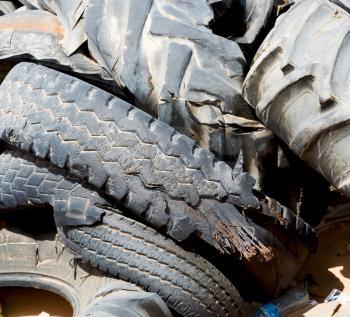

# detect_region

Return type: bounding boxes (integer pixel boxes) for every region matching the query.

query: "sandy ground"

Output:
[297,223,350,301]
[0,288,72,317]
[287,205,350,316]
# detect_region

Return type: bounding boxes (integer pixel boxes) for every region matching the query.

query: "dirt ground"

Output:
[287,202,350,316]
[297,224,350,301]
[0,288,72,317]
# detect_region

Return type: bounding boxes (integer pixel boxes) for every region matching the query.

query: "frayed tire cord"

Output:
[0,62,267,258]
[0,62,316,257]
[0,149,243,317]
[0,146,314,308]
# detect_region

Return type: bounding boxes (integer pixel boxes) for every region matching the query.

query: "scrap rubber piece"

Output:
[84,0,250,150]
[0,228,172,317]
[0,61,269,258]
[0,146,316,254]
[0,10,111,82]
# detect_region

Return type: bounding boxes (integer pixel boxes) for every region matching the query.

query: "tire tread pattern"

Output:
[62,211,243,317]
[0,62,265,258]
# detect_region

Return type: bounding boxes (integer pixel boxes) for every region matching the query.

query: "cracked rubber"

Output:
[0,146,316,255]
[83,0,251,151]
[0,147,315,299]
[0,149,244,317]
[0,228,172,317]
[243,0,350,199]
[61,212,244,317]
[8,0,255,153]
[0,62,270,258]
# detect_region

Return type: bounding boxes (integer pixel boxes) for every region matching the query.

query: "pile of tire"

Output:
[0,0,346,316]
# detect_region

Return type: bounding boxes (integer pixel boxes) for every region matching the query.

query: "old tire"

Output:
[60,212,244,317]
[0,149,244,317]
[0,61,271,258]
[0,148,311,300]
[11,0,254,151]
[0,63,314,297]
[233,0,274,47]
[243,0,350,200]
[0,227,172,317]
[84,0,252,150]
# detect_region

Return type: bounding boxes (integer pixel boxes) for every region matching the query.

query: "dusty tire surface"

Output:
[18,0,88,55]
[0,10,112,82]
[0,61,270,258]
[0,228,172,317]
[0,149,244,317]
[243,0,350,199]
[17,0,254,151]
[61,212,244,317]
[84,0,251,149]
[0,1,16,15]
[0,147,313,299]
[0,149,109,226]
[233,0,274,47]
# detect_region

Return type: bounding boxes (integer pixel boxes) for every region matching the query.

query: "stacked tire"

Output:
[0,0,342,316]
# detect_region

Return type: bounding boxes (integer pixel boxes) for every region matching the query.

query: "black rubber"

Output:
[0,149,108,226]
[12,0,253,153]
[0,147,315,299]
[0,228,172,317]
[61,212,244,317]
[0,137,317,253]
[63,213,243,316]
[0,62,269,258]
[83,0,251,151]
[0,149,244,317]
[243,0,350,200]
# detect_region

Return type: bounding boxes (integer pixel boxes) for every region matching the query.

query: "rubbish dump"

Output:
[0,0,349,316]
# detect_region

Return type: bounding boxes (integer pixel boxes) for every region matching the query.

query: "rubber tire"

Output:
[0,61,268,258]
[0,228,172,317]
[15,0,252,151]
[0,149,111,227]
[83,0,251,150]
[233,0,274,46]
[0,150,244,317]
[0,148,311,300]
[243,0,350,200]
[61,211,244,317]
